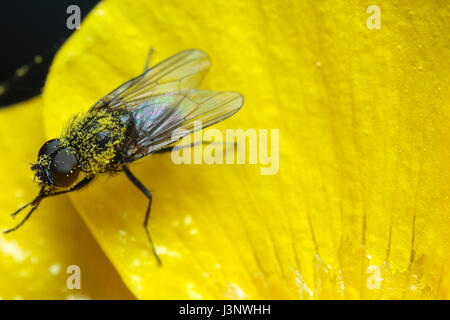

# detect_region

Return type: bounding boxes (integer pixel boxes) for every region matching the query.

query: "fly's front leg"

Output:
[5,176,95,233]
[122,165,161,265]
[50,176,95,197]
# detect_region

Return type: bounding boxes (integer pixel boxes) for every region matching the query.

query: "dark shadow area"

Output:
[0,1,100,107]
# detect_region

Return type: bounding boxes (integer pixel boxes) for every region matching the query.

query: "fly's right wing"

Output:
[90,49,211,112]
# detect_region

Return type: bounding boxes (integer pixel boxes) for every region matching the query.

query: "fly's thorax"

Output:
[62,109,133,175]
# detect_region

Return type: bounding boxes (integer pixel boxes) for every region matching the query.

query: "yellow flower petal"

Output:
[0,97,134,299]
[43,0,450,299]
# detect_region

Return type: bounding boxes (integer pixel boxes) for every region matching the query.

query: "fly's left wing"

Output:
[125,90,243,161]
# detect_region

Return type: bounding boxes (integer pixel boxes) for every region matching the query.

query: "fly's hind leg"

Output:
[152,140,211,154]
[122,165,161,265]
[153,140,237,155]
[144,47,154,72]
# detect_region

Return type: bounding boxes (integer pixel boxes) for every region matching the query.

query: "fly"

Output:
[4,49,244,265]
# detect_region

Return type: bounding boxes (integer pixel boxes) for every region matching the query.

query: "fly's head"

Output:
[32,138,80,189]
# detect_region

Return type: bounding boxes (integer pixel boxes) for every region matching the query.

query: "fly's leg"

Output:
[50,176,95,197]
[144,47,154,72]
[5,201,41,233]
[11,176,94,218]
[5,177,95,233]
[153,140,237,154]
[122,165,161,265]
[152,140,210,154]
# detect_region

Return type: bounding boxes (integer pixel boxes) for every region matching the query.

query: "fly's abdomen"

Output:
[62,109,133,175]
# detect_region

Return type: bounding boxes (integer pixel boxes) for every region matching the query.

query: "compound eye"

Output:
[49,148,79,187]
[38,139,61,158]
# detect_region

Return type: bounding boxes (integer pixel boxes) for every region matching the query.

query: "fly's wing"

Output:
[89,49,211,112]
[125,90,243,161]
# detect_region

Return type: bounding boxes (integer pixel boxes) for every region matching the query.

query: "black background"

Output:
[0,1,100,107]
